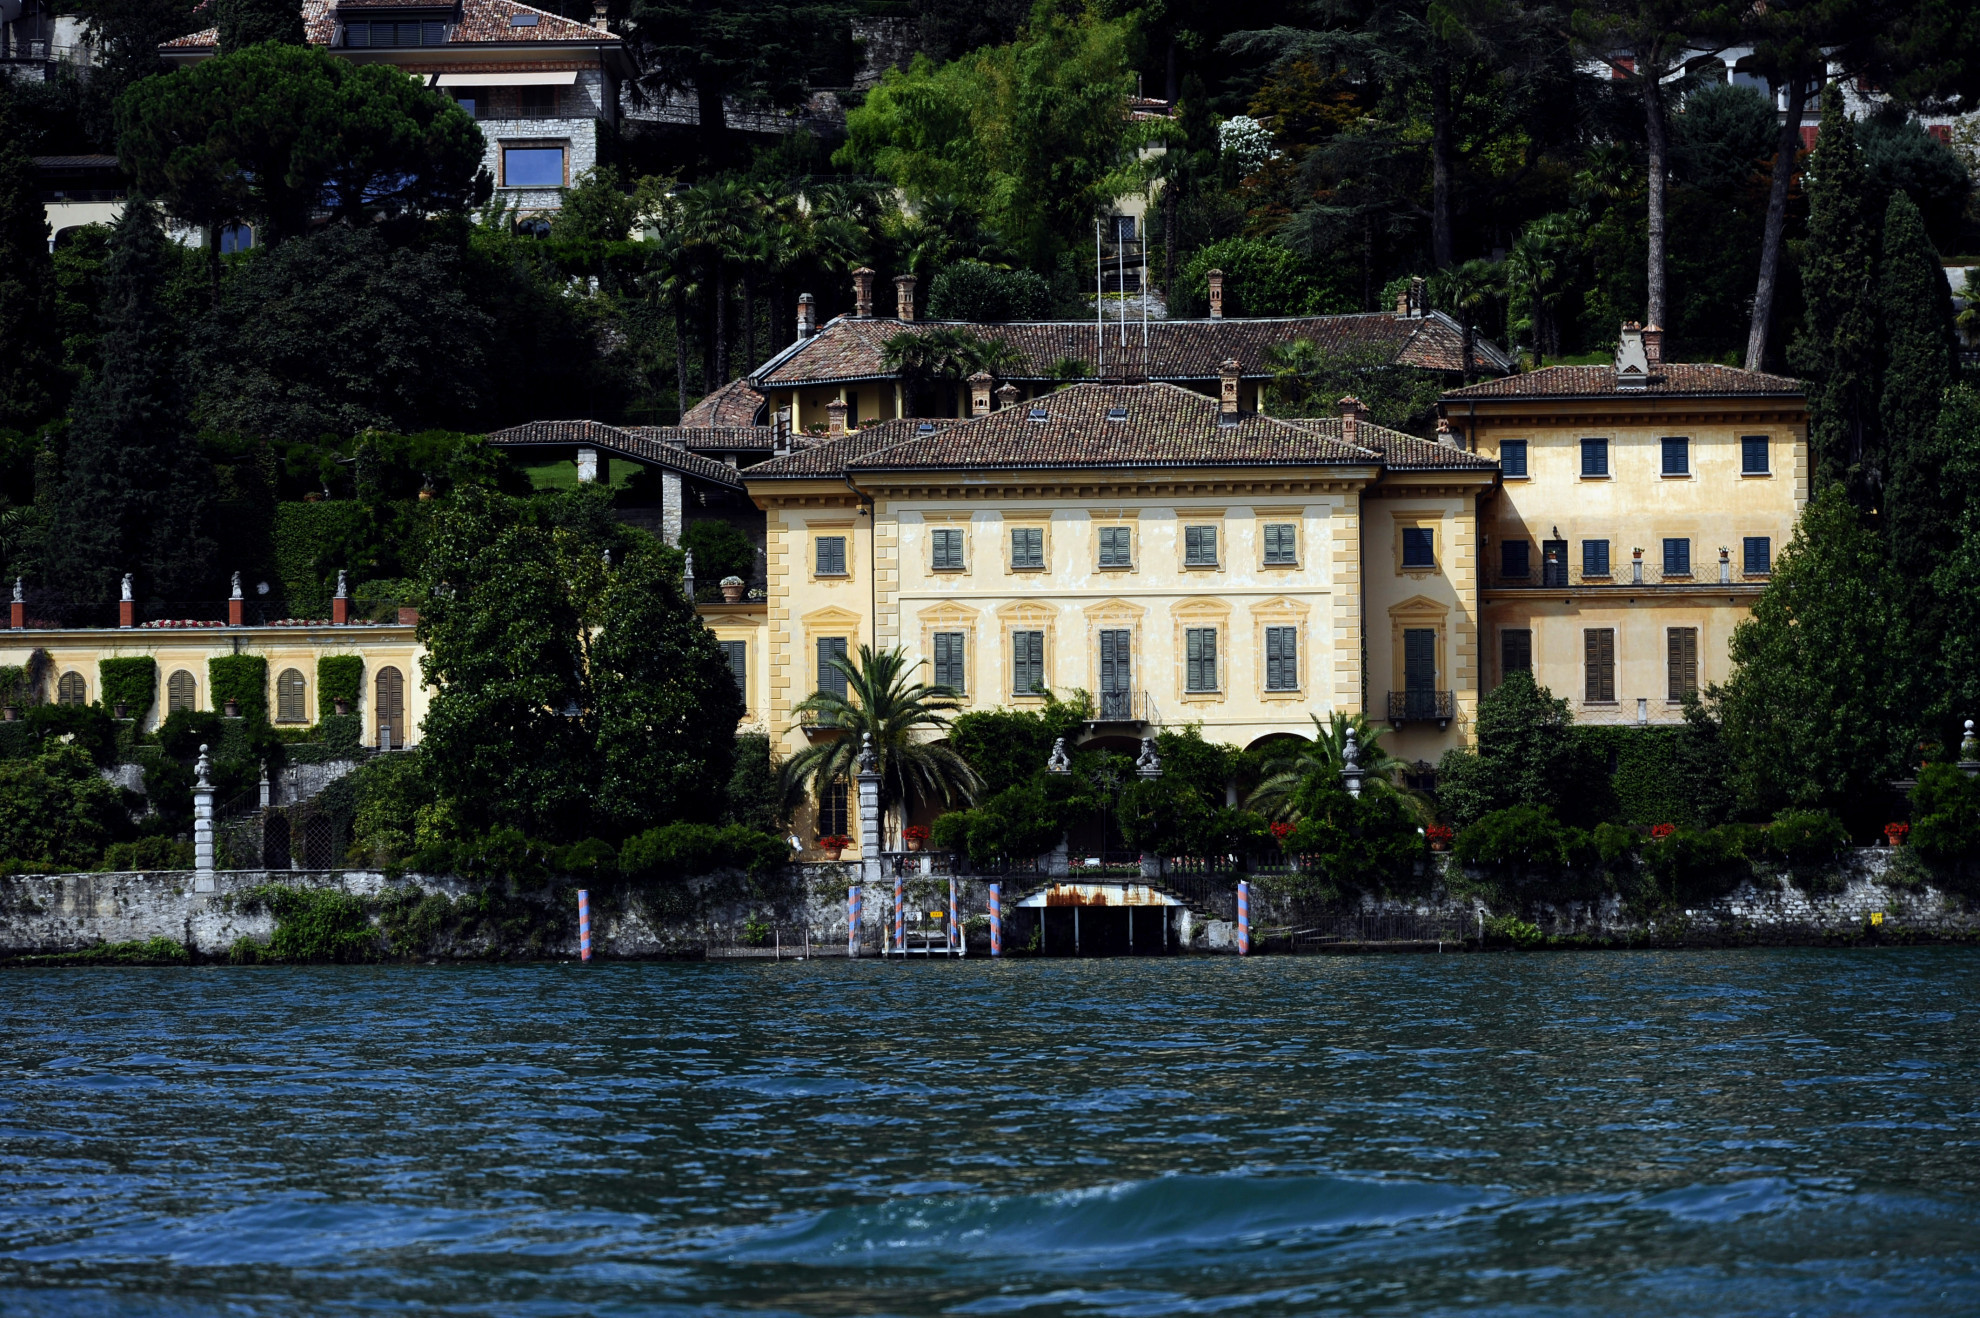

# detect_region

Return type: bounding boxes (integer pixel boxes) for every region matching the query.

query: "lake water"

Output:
[4,950,1980,1315]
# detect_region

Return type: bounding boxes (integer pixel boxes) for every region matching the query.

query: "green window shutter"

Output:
[720,640,746,690]
[1265,626,1296,690]
[818,636,848,699]
[1585,629,1614,702]
[1667,628,1698,701]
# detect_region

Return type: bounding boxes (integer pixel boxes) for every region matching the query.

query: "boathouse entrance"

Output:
[1009,882,1187,957]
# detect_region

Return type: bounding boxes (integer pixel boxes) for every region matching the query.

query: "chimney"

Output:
[1207,268,1225,320]
[332,569,349,625]
[851,267,875,318]
[1407,276,1427,317]
[228,571,244,626]
[894,273,917,322]
[1615,321,1650,390]
[968,371,994,417]
[796,293,815,341]
[1219,358,1241,421]
[1395,285,1410,316]
[1641,322,1664,367]
[995,381,1019,411]
[590,0,608,30]
[826,397,848,436]
[773,411,791,456]
[1339,395,1363,446]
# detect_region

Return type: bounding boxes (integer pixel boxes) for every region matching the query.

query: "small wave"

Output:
[709,1172,1497,1269]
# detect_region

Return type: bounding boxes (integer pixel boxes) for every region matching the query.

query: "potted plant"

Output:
[720,575,746,602]
[334,698,351,716]
[1426,824,1454,853]
[113,702,130,720]
[223,698,241,718]
[1650,823,1676,840]
[816,834,852,861]
[903,824,930,853]
[1,705,15,722]
[1884,822,1910,848]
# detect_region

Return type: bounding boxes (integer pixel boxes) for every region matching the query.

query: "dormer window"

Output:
[509,11,538,23]
[916,421,935,433]
[344,18,448,45]
[1027,407,1049,421]
[1106,406,1127,421]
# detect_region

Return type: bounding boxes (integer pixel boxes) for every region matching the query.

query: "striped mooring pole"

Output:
[893,875,905,954]
[1236,880,1251,956]
[847,885,862,958]
[949,877,961,956]
[988,884,1002,957]
[578,888,592,962]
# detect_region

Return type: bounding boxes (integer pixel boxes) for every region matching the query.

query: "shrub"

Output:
[98,657,157,720]
[1454,804,1586,871]
[347,748,438,865]
[724,731,785,834]
[22,702,119,765]
[927,261,1053,321]
[619,821,788,881]
[1768,810,1850,866]
[1170,237,1341,318]
[1910,763,1980,869]
[1641,824,1751,906]
[240,884,382,962]
[0,745,128,870]
[317,655,364,718]
[957,780,1064,864]
[1592,822,1640,866]
[99,836,195,871]
[272,500,370,618]
[1283,782,1426,900]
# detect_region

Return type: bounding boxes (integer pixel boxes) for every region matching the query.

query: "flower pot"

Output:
[334,698,351,716]
[905,837,923,853]
[2,705,16,722]
[223,698,241,718]
[820,846,844,862]
[1429,841,1450,853]
[113,703,130,720]
[722,584,745,603]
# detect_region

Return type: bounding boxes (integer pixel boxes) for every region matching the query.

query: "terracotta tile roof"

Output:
[1442,363,1806,400]
[752,311,1511,389]
[744,419,961,479]
[625,425,771,451]
[1284,421,1498,471]
[32,154,120,170]
[680,378,766,427]
[483,419,743,487]
[163,0,615,49]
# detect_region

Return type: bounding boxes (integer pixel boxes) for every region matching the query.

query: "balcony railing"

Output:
[1093,688,1149,722]
[1387,690,1454,725]
[1488,557,1765,590]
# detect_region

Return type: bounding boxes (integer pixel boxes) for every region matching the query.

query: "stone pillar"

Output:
[193,744,215,882]
[1207,268,1224,320]
[1719,547,1731,584]
[1046,836,1069,877]
[661,471,683,546]
[576,447,608,484]
[855,733,883,887]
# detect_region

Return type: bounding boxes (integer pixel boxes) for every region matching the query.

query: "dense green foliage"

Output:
[207,654,268,724]
[0,746,128,869]
[316,655,363,718]
[927,261,1053,321]
[0,87,58,431]
[98,656,156,719]
[213,0,303,52]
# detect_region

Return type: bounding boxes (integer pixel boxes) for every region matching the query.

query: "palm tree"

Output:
[1246,712,1424,822]
[1430,259,1504,385]
[778,644,980,845]
[881,327,1023,416]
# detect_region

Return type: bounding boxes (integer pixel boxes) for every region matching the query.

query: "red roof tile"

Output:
[680,378,766,428]
[753,311,1510,390]
[1442,363,1805,400]
[163,0,615,49]
[484,419,743,486]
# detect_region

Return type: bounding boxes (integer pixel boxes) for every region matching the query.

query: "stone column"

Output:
[856,733,883,887]
[662,471,683,547]
[576,447,607,484]
[193,744,215,886]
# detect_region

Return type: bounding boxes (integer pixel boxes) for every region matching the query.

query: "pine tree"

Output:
[1877,189,1960,597]
[214,0,304,53]
[0,85,60,431]
[41,199,213,606]
[1788,84,1878,506]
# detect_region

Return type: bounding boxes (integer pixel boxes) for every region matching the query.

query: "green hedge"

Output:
[99,657,156,720]
[317,655,363,718]
[273,501,370,618]
[208,655,268,723]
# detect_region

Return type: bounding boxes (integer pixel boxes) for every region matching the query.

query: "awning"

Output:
[433,70,577,86]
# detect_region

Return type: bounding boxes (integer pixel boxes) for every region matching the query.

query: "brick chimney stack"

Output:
[796,293,816,341]
[1641,323,1664,367]
[851,268,875,318]
[1219,358,1241,421]
[1207,269,1225,320]
[590,0,608,30]
[826,397,848,436]
[894,273,917,321]
[969,371,994,417]
[995,381,1019,411]
[1339,395,1363,446]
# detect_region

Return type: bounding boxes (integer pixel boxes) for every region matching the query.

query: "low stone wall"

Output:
[1,851,1972,961]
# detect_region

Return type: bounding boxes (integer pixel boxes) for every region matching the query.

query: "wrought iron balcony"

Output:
[1093,688,1149,723]
[1387,690,1454,726]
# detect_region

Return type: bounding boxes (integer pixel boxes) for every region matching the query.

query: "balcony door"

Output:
[1541,539,1569,587]
[1099,629,1132,719]
[1403,629,1437,720]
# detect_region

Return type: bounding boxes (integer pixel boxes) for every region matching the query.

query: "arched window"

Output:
[57,671,86,706]
[375,666,405,747]
[275,668,307,723]
[167,670,196,712]
[219,223,254,254]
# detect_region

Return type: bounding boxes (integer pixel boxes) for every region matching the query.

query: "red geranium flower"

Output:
[1651,823,1676,839]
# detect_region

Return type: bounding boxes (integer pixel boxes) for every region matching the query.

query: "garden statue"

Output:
[120,573,133,602]
[1340,727,1365,799]
[1135,737,1162,779]
[1047,736,1070,774]
[230,571,242,600]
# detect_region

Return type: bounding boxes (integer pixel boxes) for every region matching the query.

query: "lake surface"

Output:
[4,950,1980,1316]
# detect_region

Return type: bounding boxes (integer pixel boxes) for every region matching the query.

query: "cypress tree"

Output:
[1788,84,1878,507]
[214,0,305,53]
[0,85,60,431]
[1878,188,1960,595]
[41,199,213,606]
